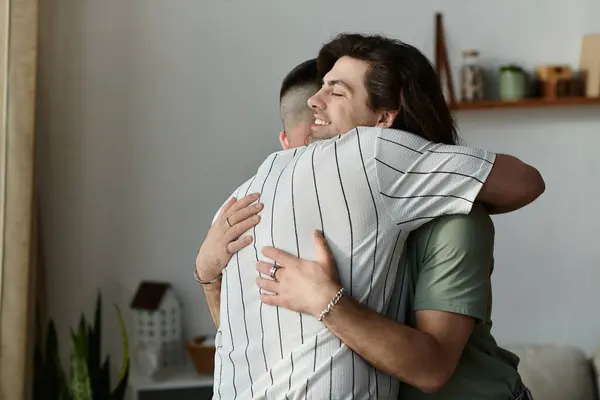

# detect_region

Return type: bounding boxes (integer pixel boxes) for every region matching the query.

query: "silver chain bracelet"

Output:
[194,267,222,285]
[318,287,345,321]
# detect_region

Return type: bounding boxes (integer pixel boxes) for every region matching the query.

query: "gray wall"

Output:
[36,0,600,385]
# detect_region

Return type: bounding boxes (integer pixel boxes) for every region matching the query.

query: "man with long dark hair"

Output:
[198,34,541,399]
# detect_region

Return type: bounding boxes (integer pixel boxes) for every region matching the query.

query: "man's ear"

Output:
[279,130,291,150]
[375,110,399,128]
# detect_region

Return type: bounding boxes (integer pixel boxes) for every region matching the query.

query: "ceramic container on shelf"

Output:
[499,65,527,101]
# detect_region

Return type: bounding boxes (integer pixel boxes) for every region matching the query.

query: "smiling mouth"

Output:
[314,118,331,126]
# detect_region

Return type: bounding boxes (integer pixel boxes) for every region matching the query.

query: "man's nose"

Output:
[308,91,325,110]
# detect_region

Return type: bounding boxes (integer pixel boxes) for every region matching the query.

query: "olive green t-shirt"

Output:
[397,205,522,400]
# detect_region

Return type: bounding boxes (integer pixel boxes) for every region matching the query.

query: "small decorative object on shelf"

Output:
[460,50,485,102]
[534,65,573,99]
[130,280,184,379]
[186,336,217,375]
[499,65,527,101]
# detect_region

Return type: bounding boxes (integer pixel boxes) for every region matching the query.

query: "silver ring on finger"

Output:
[270,265,280,280]
[226,217,233,227]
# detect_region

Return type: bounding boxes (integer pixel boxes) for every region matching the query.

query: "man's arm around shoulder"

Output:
[478,154,545,213]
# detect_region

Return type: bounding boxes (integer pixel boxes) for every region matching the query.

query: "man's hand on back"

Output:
[196,193,262,327]
[196,193,263,281]
[256,230,342,317]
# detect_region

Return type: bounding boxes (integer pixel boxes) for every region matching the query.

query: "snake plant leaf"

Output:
[95,355,111,400]
[70,326,93,400]
[35,319,66,400]
[88,292,103,399]
[109,305,129,400]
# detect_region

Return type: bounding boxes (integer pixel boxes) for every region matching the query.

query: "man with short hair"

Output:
[278,58,320,149]
[198,33,542,399]
[198,59,319,329]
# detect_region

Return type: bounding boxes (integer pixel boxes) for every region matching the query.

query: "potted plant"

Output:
[33,291,130,400]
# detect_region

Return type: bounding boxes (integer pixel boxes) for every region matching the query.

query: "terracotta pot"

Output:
[186,336,216,375]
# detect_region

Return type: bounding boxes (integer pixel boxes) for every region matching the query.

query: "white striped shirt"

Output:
[212,127,495,400]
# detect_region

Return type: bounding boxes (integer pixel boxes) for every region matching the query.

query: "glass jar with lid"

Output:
[460,50,485,102]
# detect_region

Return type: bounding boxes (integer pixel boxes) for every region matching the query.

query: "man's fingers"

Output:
[218,196,237,217]
[226,236,253,254]
[227,202,263,226]
[312,230,334,264]
[260,292,280,306]
[226,193,261,216]
[256,261,277,276]
[262,246,298,267]
[256,276,279,293]
[226,213,261,240]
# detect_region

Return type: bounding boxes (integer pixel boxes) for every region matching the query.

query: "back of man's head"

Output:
[279,58,319,135]
[317,33,458,145]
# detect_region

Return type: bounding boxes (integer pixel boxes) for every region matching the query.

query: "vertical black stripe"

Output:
[357,128,379,398]
[237,175,257,397]
[311,144,325,233]
[385,232,403,397]
[306,144,326,399]
[383,229,402,315]
[263,150,297,398]
[383,229,404,316]
[225,267,237,398]
[284,148,308,398]
[291,148,308,345]
[392,260,409,399]
[395,262,409,321]
[334,140,355,399]
[224,185,246,399]
[313,143,340,399]
[330,349,335,399]
[393,269,408,400]
[271,149,298,360]
[289,352,295,392]
[307,334,318,399]
[217,330,223,399]
[254,154,278,390]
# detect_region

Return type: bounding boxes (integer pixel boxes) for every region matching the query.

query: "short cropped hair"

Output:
[279,58,319,133]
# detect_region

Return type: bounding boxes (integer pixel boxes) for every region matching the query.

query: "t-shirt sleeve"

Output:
[374,127,496,228]
[412,205,494,321]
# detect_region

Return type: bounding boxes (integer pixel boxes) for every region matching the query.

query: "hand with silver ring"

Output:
[269,265,280,280]
[195,192,263,284]
[256,230,342,317]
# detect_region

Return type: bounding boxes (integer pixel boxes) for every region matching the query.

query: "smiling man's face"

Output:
[307,56,390,140]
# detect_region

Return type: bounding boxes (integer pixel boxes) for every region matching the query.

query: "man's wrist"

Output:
[313,283,344,319]
[202,280,222,292]
[195,265,223,285]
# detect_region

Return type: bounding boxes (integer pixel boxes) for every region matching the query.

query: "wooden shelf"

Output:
[451,97,600,111]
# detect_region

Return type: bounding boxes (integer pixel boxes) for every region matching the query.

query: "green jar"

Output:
[499,65,526,101]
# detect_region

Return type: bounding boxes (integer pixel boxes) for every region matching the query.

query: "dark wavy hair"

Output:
[317,33,458,145]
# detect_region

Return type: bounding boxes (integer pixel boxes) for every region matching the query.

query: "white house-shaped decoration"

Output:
[130,281,183,372]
